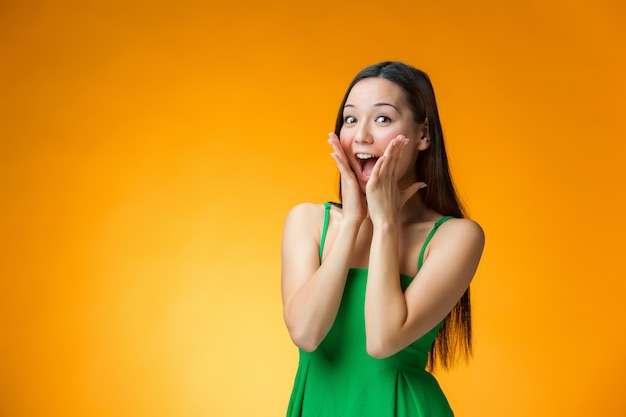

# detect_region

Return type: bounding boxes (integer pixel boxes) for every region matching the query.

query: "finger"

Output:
[389,136,405,179]
[327,136,349,165]
[369,154,386,184]
[328,132,341,146]
[327,133,342,154]
[376,137,398,179]
[330,151,354,180]
[328,133,355,168]
[328,137,360,187]
[385,136,405,180]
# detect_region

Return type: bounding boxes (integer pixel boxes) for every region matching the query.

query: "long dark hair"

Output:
[334,61,471,371]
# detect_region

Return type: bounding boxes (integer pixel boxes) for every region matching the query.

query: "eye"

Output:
[344,115,356,124]
[375,115,391,123]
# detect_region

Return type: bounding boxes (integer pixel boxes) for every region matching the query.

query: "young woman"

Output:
[281,61,485,416]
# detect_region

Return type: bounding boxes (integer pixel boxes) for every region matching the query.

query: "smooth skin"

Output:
[281,77,484,358]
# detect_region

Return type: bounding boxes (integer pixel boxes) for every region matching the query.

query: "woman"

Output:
[281,61,484,416]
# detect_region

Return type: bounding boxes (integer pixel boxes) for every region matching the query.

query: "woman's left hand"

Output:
[365,135,426,224]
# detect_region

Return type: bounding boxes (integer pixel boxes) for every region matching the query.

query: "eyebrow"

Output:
[343,102,400,112]
[374,102,400,112]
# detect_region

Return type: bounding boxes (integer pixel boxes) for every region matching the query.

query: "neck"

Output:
[398,192,438,224]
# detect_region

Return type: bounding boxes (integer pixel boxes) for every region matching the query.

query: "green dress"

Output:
[286,202,455,417]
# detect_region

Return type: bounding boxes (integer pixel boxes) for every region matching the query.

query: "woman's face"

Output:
[339,77,428,192]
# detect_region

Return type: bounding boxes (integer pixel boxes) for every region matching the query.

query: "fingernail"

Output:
[420,184,428,189]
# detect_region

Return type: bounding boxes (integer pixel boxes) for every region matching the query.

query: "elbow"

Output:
[284,309,324,352]
[292,334,321,352]
[367,347,390,359]
[286,324,323,352]
[366,338,397,359]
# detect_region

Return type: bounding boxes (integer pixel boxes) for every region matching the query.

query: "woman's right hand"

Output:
[328,132,367,226]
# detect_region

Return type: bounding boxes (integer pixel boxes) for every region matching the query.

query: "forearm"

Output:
[284,220,360,351]
[364,220,408,357]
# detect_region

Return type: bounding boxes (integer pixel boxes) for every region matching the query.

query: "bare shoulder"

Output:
[430,217,485,258]
[284,202,326,228]
[285,202,324,218]
[440,217,484,242]
[282,202,328,243]
[281,203,328,291]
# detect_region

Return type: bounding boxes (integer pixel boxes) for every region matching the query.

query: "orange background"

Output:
[1,1,625,416]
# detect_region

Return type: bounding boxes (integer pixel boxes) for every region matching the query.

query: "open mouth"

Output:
[356,153,380,178]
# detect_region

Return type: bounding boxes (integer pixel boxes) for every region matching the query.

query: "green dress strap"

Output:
[319,202,332,262]
[418,216,454,270]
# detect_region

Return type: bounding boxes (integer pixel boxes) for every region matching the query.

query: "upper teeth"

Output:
[356,153,376,159]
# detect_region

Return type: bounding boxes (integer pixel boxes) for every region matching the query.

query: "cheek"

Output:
[376,132,399,150]
[339,131,351,151]
[376,126,403,141]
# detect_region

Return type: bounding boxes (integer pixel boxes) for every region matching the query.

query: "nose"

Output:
[354,123,373,144]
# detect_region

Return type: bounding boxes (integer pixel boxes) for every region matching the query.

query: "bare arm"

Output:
[365,218,484,358]
[281,203,361,351]
[282,133,369,351]
[362,136,484,358]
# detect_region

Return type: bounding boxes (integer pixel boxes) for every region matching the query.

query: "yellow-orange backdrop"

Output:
[1,1,625,416]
